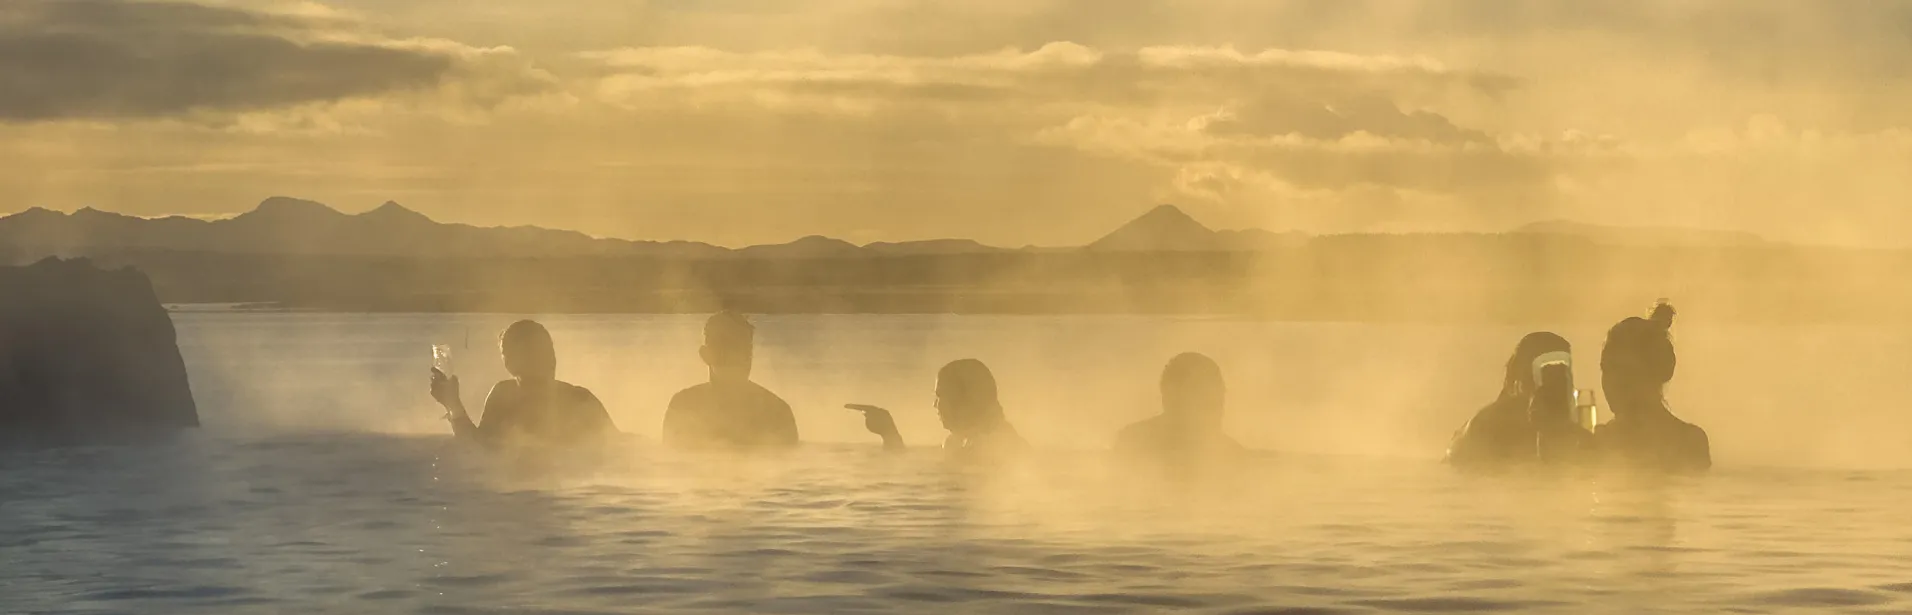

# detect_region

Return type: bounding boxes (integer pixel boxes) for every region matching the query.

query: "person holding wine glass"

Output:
[429,320,618,453]
[1447,332,1579,470]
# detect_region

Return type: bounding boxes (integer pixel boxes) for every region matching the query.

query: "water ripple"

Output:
[2,434,1910,615]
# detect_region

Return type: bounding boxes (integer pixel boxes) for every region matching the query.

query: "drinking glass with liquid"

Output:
[1574,388,1598,432]
[431,344,455,420]
[432,344,454,376]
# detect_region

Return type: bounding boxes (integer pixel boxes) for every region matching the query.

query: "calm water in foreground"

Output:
[4,312,1912,614]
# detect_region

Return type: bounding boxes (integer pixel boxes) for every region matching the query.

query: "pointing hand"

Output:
[846,404,900,440]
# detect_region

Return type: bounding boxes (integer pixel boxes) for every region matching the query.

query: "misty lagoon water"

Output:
[5,312,1912,614]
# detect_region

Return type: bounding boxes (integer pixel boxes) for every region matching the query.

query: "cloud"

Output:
[567,40,1573,232]
[1195,96,1493,146]
[584,42,1509,109]
[1051,96,1530,205]
[0,0,548,122]
[484,40,1563,235]
[14,0,1912,245]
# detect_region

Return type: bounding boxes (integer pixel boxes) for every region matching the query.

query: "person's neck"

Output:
[516,375,556,388]
[708,372,749,386]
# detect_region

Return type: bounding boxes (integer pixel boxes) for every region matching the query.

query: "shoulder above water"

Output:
[489,378,593,396]
[1113,415,1166,447]
[671,380,787,406]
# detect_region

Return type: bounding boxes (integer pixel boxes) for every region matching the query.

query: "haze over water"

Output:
[5,313,1912,614]
[11,0,1912,612]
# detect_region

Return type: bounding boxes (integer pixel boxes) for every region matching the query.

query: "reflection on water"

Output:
[4,434,1912,614]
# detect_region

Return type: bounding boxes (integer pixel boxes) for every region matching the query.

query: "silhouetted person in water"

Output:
[849,359,1026,461]
[1447,332,1590,469]
[430,320,618,452]
[1114,353,1245,462]
[1597,302,1710,472]
[1531,361,1595,465]
[663,311,799,449]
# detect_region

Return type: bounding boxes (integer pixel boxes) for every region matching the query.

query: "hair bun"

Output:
[1647,300,1677,329]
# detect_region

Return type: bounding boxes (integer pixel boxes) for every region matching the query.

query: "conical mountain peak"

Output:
[1089,204,1219,251]
[1135,204,1204,226]
[361,200,434,224]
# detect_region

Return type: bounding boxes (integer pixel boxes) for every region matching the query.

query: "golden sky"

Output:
[4,0,1911,247]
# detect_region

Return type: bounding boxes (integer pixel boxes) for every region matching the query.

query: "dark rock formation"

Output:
[1,258,198,445]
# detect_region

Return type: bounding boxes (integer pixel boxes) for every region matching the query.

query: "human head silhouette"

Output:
[1503,332,1572,398]
[1161,352,1225,428]
[500,320,556,382]
[1602,302,1678,414]
[701,311,755,383]
[935,359,1002,435]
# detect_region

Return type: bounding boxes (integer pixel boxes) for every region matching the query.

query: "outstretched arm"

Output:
[847,404,905,452]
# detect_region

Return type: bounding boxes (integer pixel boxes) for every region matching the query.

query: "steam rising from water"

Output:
[175,311,1912,469]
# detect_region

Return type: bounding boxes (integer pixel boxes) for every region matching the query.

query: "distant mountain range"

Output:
[1511,219,1768,248]
[8,197,1905,323]
[0,198,725,259]
[0,198,1771,259]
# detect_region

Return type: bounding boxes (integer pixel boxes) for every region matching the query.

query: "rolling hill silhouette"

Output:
[9,197,1896,323]
[0,197,727,258]
[0,197,1038,258]
[0,197,1771,259]
[1513,220,1767,247]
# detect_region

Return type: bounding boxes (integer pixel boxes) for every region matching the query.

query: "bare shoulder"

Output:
[668,383,712,409]
[1115,415,1162,443]
[1113,420,1145,448]
[485,379,521,402]
[1685,421,1711,449]
[1678,420,1712,470]
[753,383,795,421]
[559,381,599,401]
[753,382,792,409]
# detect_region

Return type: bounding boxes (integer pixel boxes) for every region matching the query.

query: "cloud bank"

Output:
[576,42,1549,228]
[0,0,545,121]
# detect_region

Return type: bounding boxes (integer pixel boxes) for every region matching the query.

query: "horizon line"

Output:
[0,196,1786,252]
